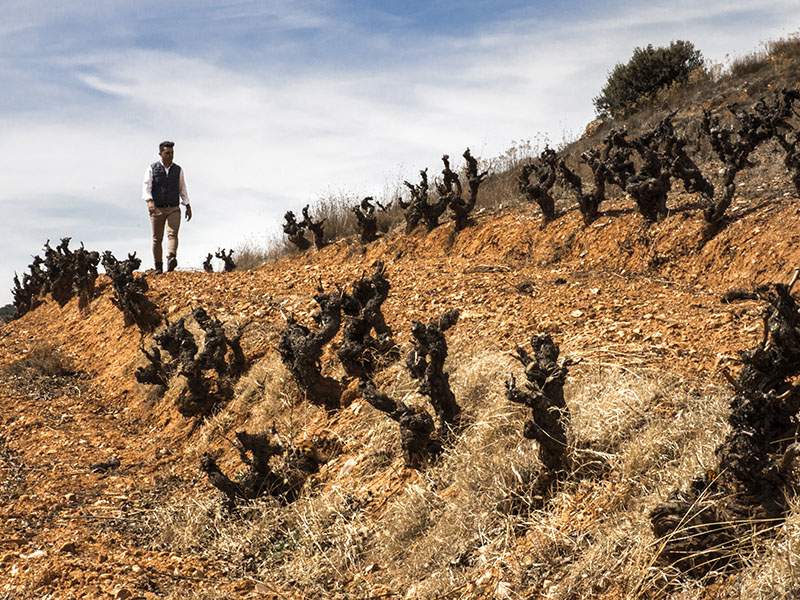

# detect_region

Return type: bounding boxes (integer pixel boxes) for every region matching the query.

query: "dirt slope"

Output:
[1,157,800,599]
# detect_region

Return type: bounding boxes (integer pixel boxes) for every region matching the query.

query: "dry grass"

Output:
[234,226,295,270]
[556,370,729,599]
[139,333,800,599]
[0,343,86,402]
[767,34,800,60]
[734,495,800,599]
[2,343,75,380]
[728,49,772,79]
[724,34,800,80]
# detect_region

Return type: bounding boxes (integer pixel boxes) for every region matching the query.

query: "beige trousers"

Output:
[150,206,182,265]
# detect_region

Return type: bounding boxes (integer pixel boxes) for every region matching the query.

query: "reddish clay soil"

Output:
[1,175,799,598]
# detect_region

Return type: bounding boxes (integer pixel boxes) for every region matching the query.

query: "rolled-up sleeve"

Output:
[179,169,190,206]
[143,165,153,202]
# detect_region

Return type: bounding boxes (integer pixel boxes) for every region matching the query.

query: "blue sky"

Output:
[1,1,799,306]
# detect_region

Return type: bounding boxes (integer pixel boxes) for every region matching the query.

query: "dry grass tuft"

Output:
[2,343,75,380]
[234,227,295,270]
[1,343,86,401]
[729,50,773,79]
[767,34,800,60]
[734,495,800,599]
[726,34,800,80]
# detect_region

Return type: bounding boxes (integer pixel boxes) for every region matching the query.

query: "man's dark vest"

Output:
[151,162,182,207]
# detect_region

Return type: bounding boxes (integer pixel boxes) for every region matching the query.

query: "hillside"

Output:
[3,61,800,598]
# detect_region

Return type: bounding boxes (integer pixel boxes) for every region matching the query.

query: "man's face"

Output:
[159,146,174,167]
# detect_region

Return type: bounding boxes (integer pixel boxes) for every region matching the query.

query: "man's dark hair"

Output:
[159,141,175,152]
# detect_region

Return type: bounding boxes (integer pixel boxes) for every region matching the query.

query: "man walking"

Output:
[143,141,192,273]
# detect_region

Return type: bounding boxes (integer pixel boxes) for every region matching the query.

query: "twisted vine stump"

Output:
[406,309,461,428]
[71,242,101,311]
[558,151,609,225]
[506,333,572,493]
[176,311,236,417]
[399,170,427,233]
[134,314,195,391]
[443,148,488,231]
[604,129,672,222]
[360,309,461,468]
[135,308,248,418]
[353,196,379,244]
[12,256,46,318]
[763,89,800,196]
[44,238,77,307]
[193,307,246,376]
[518,147,559,224]
[134,343,169,389]
[214,248,237,272]
[700,104,771,231]
[200,431,321,509]
[278,285,343,409]
[400,168,449,233]
[202,253,214,272]
[12,238,101,318]
[600,129,635,189]
[629,141,672,223]
[200,432,285,509]
[282,210,311,251]
[301,205,327,250]
[438,154,463,197]
[650,274,800,575]
[775,132,800,196]
[360,380,441,470]
[153,316,197,363]
[101,251,161,332]
[437,154,463,227]
[337,262,399,380]
[654,114,714,202]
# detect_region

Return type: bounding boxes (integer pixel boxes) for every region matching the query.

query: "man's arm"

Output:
[179,169,192,220]
[178,169,190,206]
[143,165,154,214]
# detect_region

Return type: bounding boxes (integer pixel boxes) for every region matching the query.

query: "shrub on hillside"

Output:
[593,40,704,119]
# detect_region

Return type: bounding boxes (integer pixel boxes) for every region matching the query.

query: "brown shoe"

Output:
[167,255,177,272]
[154,262,163,274]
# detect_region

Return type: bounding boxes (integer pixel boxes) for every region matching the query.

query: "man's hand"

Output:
[185,205,192,221]
[146,199,155,215]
